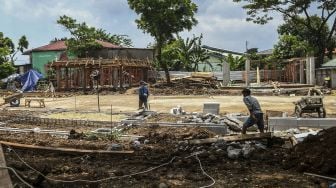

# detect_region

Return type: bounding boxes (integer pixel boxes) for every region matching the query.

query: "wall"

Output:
[316,68,336,88]
[332,69,336,88]
[32,51,76,75]
[32,51,62,75]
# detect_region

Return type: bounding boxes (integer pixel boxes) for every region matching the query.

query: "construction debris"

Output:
[283,127,336,176]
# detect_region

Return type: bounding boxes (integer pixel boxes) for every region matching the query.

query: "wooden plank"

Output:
[0,141,133,155]
[0,145,13,188]
[188,132,272,145]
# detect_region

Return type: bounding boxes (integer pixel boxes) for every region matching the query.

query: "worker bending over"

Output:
[242,88,264,134]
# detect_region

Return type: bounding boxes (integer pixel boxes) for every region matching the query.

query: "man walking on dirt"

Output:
[241,88,264,134]
[138,81,149,110]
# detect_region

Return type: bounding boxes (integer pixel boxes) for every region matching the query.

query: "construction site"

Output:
[1,1,336,187]
[0,70,336,187]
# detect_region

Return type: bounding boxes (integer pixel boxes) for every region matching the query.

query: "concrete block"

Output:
[317,118,336,129]
[203,103,220,115]
[297,118,320,128]
[268,117,298,131]
[202,125,227,135]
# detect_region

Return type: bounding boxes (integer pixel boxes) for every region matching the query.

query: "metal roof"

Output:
[22,40,121,55]
[202,45,244,56]
[322,58,336,67]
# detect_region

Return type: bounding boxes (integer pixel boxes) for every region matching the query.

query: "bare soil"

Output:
[0,89,335,187]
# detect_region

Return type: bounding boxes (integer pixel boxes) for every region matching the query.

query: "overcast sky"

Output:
[0,0,284,64]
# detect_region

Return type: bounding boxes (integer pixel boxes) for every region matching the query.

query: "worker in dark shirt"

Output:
[242,88,264,134]
[138,81,149,110]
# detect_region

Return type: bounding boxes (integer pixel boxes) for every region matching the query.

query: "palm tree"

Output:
[175,34,210,71]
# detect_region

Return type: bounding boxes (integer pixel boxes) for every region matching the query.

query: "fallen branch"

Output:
[304,172,336,181]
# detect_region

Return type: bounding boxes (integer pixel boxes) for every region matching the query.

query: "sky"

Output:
[0,0,284,65]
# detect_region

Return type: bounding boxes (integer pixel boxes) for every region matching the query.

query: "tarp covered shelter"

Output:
[20,69,43,91]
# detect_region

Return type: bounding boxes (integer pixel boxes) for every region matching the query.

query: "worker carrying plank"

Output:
[241,88,264,134]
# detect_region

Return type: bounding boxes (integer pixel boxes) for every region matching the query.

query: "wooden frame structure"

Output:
[47,58,152,91]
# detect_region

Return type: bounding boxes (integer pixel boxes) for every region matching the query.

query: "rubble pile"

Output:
[150,75,231,95]
[283,127,336,175]
[130,125,269,160]
[180,113,243,132]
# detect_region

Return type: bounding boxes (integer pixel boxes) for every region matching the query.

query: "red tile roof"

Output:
[23,40,121,54]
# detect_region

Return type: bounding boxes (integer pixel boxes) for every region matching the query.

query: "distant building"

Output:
[22,40,125,75]
[22,40,154,91]
[199,45,244,72]
[257,49,273,57]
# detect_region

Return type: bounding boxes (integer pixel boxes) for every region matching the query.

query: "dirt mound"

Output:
[283,127,336,175]
[128,126,215,144]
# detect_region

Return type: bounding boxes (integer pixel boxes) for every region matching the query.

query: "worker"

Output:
[241,88,264,134]
[138,81,149,110]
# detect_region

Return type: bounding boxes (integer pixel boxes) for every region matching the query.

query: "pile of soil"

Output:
[283,127,336,175]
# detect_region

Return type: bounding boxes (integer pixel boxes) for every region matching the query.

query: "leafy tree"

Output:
[161,35,210,72]
[175,35,210,71]
[273,34,312,59]
[277,16,334,60]
[161,40,180,70]
[0,32,28,79]
[0,62,16,79]
[128,0,198,83]
[57,15,132,57]
[225,54,246,71]
[233,0,336,67]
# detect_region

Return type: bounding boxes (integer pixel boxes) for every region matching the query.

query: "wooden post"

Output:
[119,65,123,88]
[300,60,304,84]
[0,145,13,187]
[55,66,61,91]
[65,67,69,90]
[143,67,148,82]
[83,66,87,92]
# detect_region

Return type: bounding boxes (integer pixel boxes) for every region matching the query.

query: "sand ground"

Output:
[4,94,334,116]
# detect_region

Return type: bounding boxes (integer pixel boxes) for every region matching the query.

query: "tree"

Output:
[175,35,210,71]
[57,15,132,57]
[233,0,336,67]
[0,62,16,79]
[277,16,334,60]
[161,35,210,71]
[128,0,198,83]
[273,34,312,60]
[225,54,246,71]
[0,32,28,79]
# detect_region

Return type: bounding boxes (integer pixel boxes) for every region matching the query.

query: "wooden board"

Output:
[0,141,133,155]
[0,145,13,188]
[188,132,272,145]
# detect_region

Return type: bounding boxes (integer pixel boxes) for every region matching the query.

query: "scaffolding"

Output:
[47,57,153,91]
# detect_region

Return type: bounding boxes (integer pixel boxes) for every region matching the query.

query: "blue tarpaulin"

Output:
[20,69,43,91]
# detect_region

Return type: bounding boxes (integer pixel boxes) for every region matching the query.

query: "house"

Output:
[316,58,336,88]
[22,40,121,75]
[199,45,244,72]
